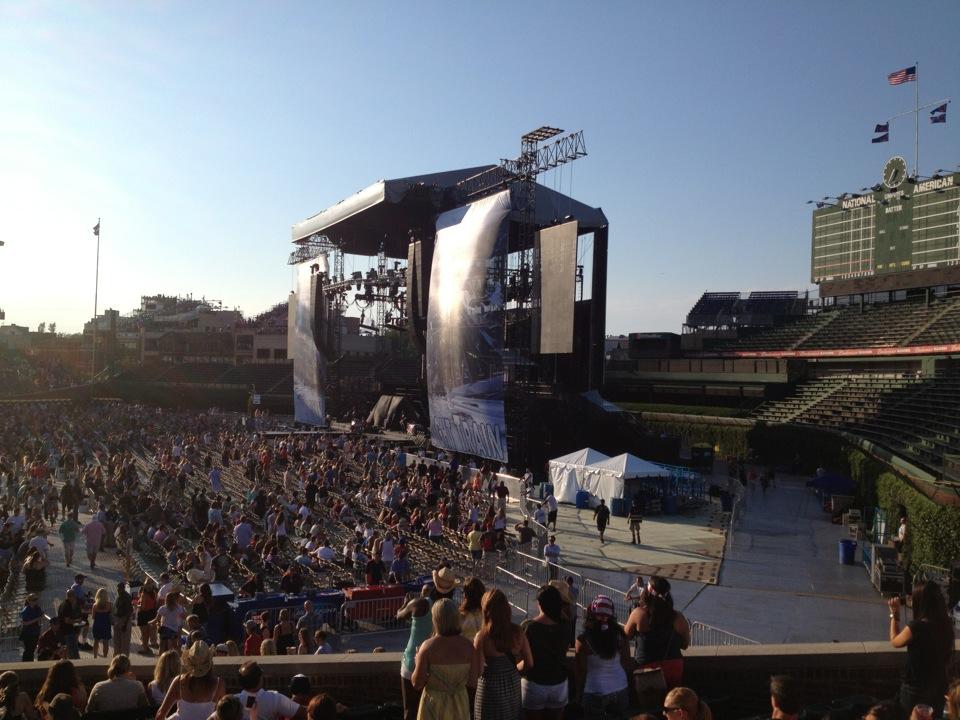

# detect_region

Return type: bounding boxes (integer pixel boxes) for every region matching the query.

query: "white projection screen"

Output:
[426,190,511,462]
[293,257,327,425]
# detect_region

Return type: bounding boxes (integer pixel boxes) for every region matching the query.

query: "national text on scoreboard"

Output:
[811,158,960,284]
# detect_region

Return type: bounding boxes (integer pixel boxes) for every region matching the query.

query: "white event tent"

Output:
[548,448,610,503]
[579,453,669,504]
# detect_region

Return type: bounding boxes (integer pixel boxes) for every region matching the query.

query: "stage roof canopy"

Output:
[291,165,608,258]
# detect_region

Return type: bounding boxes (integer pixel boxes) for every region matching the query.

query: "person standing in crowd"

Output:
[624,575,645,608]
[473,589,532,720]
[0,670,37,720]
[155,591,186,655]
[888,580,955,718]
[113,582,133,657]
[544,492,559,532]
[154,641,225,720]
[68,575,90,651]
[662,687,713,720]
[593,499,611,545]
[234,661,307,720]
[945,680,960,720]
[57,516,80,568]
[624,576,690,689]
[769,675,801,720]
[80,516,105,570]
[411,598,479,720]
[397,568,458,720]
[19,593,43,662]
[57,590,82,660]
[458,577,485,643]
[627,497,644,545]
[520,585,569,720]
[90,588,112,660]
[85,655,149,714]
[243,620,263,657]
[34,660,87,718]
[574,595,631,719]
[147,650,181,706]
[136,578,159,656]
[543,536,561,581]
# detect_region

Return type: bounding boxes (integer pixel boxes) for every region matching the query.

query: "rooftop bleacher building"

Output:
[606,158,960,488]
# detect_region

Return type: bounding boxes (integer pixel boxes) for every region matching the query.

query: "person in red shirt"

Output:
[243,619,263,656]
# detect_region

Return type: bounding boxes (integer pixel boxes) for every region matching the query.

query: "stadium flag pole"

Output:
[91,218,101,383]
[914,61,919,177]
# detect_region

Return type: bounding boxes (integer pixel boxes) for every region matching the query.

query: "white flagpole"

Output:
[91,219,100,383]
[914,62,920,177]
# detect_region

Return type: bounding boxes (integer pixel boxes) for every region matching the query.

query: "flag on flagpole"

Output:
[930,103,948,115]
[874,122,889,133]
[930,114,946,124]
[871,133,889,144]
[93,221,100,237]
[887,66,917,85]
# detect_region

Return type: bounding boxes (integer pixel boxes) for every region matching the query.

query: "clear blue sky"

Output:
[1,1,957,335]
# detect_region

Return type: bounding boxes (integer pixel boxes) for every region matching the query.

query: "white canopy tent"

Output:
[548,448,610,503]
[580,453,669,504]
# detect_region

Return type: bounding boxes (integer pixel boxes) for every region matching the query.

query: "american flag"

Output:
[888,66,917,85]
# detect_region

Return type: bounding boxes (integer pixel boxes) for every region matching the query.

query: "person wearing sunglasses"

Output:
[662,687,712,720]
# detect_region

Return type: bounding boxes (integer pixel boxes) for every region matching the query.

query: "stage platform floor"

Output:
[508,495,728,585]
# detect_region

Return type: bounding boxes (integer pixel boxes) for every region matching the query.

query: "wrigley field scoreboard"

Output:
[811,156,960,285]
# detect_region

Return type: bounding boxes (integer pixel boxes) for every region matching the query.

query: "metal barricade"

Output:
[689,620,758,647]
[493,566,536,619]
[580,578,632,620]
[338,595,410,633]
[506,551,583,592]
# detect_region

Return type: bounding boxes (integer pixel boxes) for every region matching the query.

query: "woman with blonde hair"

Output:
[90,588,112,659]
[411,598,480,720]
[260,638,278,656]
[224,640,240,656]
[154,641,225,720]
[146,650,180,706]
[473,589,533,720]
[944,678,960,720]
[662,686,712,720]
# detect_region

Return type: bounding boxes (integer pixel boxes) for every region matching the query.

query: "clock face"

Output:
[883,156,907,189]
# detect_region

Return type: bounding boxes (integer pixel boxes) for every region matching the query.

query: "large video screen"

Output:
[811,167,959,283]
[293,257,326,426]
[426,190,511,462]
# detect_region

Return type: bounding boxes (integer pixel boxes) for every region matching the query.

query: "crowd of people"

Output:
[0,645,342,720]
[0,400,956,720]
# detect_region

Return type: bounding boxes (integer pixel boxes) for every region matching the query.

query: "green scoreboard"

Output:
[811,156,960,283]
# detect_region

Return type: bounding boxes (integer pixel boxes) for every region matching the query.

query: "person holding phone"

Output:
[234,662,306,720]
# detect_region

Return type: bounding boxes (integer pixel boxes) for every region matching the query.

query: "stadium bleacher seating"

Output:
[706,295,960,353]
[752,368,960,476]
[686,292,741,328]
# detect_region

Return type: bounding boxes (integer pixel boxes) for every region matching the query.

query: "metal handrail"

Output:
[689,620,758,646]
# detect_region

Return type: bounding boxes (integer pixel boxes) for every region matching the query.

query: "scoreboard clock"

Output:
[811,158,960,283]
[883,156,907,189]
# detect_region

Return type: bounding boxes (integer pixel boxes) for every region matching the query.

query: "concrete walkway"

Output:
[550,472,890,644]
[2,503,134,662]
